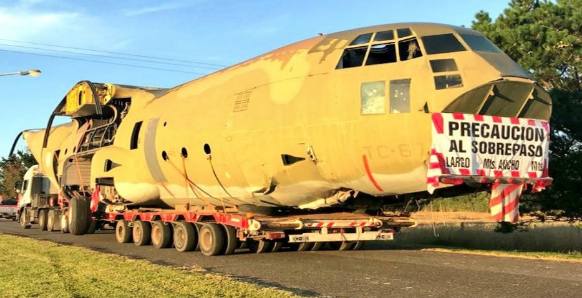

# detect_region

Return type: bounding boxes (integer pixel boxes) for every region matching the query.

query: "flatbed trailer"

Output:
[103,209,414,256]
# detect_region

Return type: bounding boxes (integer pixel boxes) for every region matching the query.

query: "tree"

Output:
[0,151,36,199]
[473,0,582,218]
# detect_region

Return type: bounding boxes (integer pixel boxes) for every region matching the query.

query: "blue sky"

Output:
[0,0,508,157]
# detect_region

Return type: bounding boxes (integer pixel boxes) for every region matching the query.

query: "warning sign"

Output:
[429,113,550,180]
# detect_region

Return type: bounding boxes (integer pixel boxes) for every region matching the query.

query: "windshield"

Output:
[460,34,501,53]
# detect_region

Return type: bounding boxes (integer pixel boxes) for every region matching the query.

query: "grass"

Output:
[387,222,582,261]
[421,192,489,213]
[0,234,297,298]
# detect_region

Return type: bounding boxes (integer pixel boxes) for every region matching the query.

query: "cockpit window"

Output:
[350,33,373,46]
[398,38,422,61]
[374,30,394,42]
[460,34,501,52]
[421,33,466,54]
[366,43,397,65]
[336,46,367,68]
[396,28,412,38]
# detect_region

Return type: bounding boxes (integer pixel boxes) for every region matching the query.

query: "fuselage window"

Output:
[421,34,466,54]
[434,74,463,89]
[336,46,367,69]
[430,59,458,72]
[390,79,411,113]
[365,43,397,65]
[396,28,412,38]
[361,81,386,115]
[398,38,422,61]
[130,121,143,150]
[374,30,394,42]
[460,34,501,53]
[349,33,373,46]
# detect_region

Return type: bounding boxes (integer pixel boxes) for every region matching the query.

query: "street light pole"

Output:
[0,69,42,77]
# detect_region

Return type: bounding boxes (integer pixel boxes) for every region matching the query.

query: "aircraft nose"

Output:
[442,78,552,120]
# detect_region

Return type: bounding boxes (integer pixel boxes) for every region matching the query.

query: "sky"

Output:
[0,0,509,157]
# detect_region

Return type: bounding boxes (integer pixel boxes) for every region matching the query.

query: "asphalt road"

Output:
[1,220,581,297]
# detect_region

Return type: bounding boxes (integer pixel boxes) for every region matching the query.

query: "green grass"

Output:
[421,192,489,213]
[0,234,297,298]
[388,222,582,260]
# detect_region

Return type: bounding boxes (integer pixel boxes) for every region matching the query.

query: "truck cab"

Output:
[18,165,58,229]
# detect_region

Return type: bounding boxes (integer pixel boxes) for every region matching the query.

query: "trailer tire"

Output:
[352,241,364,250]
[151,221,172,249]
[199,223,225,256]
[86,219,97,234]
[61,213,70,233]
[173,222,197,252]
[38,209,48,231]
[311,242,324,251]
[247,239,273,254]
[272,241,283,252]
[115,220,132,243]
[133,221,152,246]
[221,224,238,255]
[47,209,57,232]
[295,242,314,252]
[69,197,89,235]
[19,208,31,229]
[329,241,355,251]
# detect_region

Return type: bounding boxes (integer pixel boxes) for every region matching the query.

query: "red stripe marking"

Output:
[362,155,384,192]
[476,169,486,176]
[494,170,503,177]
[432,113,444,134]
[429,162,441,169]
[511,170,520,178]
[474,114,484,121]
[528,172,538,178]
[542,121,550,132]
[492,116,502,123]
[458,168,471,176]
[528,119,536,126]
[426,176,439,184]
[510,117,520,125]
[452,112,465,120]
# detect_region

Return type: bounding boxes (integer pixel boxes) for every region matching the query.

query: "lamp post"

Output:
[0,69,42,77]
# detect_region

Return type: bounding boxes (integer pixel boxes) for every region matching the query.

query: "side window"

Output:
[361,81,386,115]
[365,43,397,65]
[374,30,394,42]
[434,74,463,89]
[336,46,367,69]
[421,34,466,54]
[390,79,411,113]
[396,28,412,38]
[349,33,372,46]
[22,180,29,192]
[398,38,422,61]
[130,121,143,150]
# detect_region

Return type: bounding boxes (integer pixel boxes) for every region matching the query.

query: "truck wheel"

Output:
[173,222,197,252]
[247,239,273,254]
[352,241,364,250]
[199,223,225,256]
[115,220,132,243]
[86,219,97,234]
[222,224,238,255]
[47,209,57,232]
[151,221,172,249]
[38,209,49,231]
[61,213,70,233]
[133,221,152,246]
[69,197,89,235]
[19,208,31,229]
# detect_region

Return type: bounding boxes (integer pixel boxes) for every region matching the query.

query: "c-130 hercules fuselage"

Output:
[22,23,551,213]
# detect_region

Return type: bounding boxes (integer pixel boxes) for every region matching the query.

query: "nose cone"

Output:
[443,78,552,120]
[22,129,46,164]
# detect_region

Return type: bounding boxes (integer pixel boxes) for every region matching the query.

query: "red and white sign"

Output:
[427,113,551,193]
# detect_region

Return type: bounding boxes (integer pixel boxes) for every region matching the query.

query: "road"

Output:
[1,220,581,297]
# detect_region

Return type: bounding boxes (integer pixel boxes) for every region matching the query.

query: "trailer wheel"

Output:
[295,242,314,252]
[69,197,89,235]
[133,221,152,246]
[198,223,226,256]
[38,209,49,231]
[61,213,70,233]
[272,241,283,252]
[19,208,31,229]
[115,220,132,243]
[329,241,355,251]
[151,221,172,249]
[173,222,197,252]
[247,239,273,254]
[352,241,364,250]
[311,242,324,251]
[221,224,238,255]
